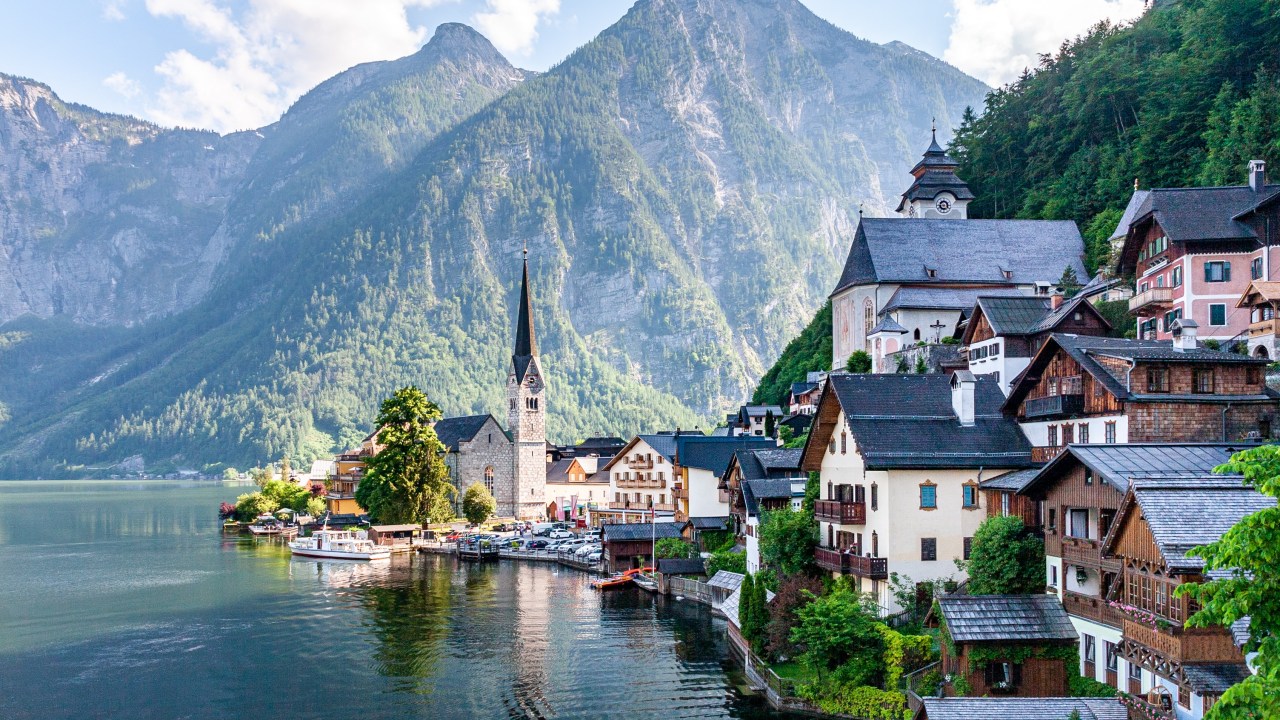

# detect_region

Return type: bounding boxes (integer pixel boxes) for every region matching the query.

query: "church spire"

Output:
[513,248,538,378]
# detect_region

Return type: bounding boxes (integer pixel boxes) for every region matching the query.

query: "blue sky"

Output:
[0,0,1145,133]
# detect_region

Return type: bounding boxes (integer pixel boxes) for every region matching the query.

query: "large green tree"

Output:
[1177,445,1280,719]
[963,515,1045,595]
[760,508,818,576]
[461,482,497,526]
[355,386,454,524]
[791,586,886,682]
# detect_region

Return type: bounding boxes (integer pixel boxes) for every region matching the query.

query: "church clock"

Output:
[935,197,952,215]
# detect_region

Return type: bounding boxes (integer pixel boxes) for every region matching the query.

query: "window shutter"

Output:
[1205,263,1212,282]
[1224,262,1231,281]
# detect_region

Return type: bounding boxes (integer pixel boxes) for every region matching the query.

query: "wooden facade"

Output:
[939,639,1072,698]
[981,488,1038,529]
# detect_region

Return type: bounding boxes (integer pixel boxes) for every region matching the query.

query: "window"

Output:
[1194,369,1215,394]
[984,662,1018,689]
[1179,685,1191,709]
[1172,266,1182,287]
[1210,303,1227,326]
[1105,641,1118,672]
[1147,367,1169,393]
[863,300,874,339]
[1047,425,1058,446]
[1156,274,1164,288]
[1078,423,1089,444]
[1163,308,1182,331]
[1069,508,1090,539]
[1048,508,1057,531]
[963,536,973,560]
[840,432,847,454]
[870,484,878,511]
[1048,564,1058,587]
[1205,261,1231,282]
[1100,510,1115,539]
[1254,257,1264,280]
[962,483,979,508]
[1105,421,1117,444]
[921,537,937,561]
[1129,662,1143,681]
[1062,423,1074,445]
[484,466,495,494]
[920,483,937,509]
[1001,492,1011,517]
[1084,634,1096,665]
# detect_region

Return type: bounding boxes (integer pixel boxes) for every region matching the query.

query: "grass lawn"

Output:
[765,659,815,684]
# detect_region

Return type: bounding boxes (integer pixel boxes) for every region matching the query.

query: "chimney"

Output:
[1250,159,1267,193]
[1171,318,1199,352]
[1050,292,1065,310]
[951,371,976,427]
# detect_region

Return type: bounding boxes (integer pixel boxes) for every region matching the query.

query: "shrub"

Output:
[846,351,872,373]
[655,538,695,559]
[766,574,826,660]
[705,548,746,576]
[965,515,1045,595]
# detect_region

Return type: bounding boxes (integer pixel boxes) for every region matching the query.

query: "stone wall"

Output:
[454,416,514,516]
[883,342,962,374]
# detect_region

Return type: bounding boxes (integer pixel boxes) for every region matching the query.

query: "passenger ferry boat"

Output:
[289,529,390,561]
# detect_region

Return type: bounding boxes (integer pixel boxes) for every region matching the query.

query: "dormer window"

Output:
[925,267,938,278]
[1002,269,1013,280]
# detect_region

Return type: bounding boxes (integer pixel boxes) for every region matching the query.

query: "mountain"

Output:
[0,0,988,476]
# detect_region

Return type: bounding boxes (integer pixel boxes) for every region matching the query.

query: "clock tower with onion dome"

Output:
[896,122,973,219]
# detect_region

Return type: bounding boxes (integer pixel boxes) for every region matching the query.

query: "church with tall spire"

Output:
[506,247,547,519]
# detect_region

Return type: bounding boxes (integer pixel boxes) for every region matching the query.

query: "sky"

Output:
[0,0,1147,134]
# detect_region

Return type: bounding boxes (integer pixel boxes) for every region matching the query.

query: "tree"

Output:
[913,355,927,374]
[764,410,776,438]
[234,491,278,521]
[461,482,497,526]
[739,573,761,648]
[766,573,826,660]
[802,471,819,516]
[1176,445,1280,719]
[305,496,326,517]
[895,355,909,373]
[1059,266,1082,298]
[791,586,886,681]
[964,516,1046,595]
[222,467,239,481]
[748,572,770,653]
[260,479,313,512]
[760,508,817,576]
[845,350,872,373]
[655,537,694,559]
[355,386,455,524]
[279,456,292,483]
[705,548,746,576]
[249,466,272,486]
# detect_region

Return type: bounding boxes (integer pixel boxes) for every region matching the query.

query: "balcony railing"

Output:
[1062,590,1124,629]
[813,547,888,579]
[814,499,867,525]
[1122,619,1244,666]
[607,501,676,512]
[627,458,654,470]
[1128,286,1174,313]
[1248,319,1280,338]
[671,485,687,500]
[1025,393,1085,420]
[1031,446,1066,463]
[1062,536,1121,572]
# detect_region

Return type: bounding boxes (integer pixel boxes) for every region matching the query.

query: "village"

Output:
[220,134,1279,720]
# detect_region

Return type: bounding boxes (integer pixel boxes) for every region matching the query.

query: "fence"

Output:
[668,576,714,605]
[901,661,940,716]
[498,547,605,574]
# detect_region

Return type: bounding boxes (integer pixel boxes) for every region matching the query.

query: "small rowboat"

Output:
[592,574,634,590]
[622,566,654,577]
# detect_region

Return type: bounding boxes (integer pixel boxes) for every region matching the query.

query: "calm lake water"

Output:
[0,481,788,719]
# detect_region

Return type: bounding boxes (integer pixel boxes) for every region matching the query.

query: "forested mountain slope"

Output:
[0,0,987,475]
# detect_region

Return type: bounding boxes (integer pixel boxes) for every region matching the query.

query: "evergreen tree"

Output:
[913,355,927,374]
[764,410,776,438]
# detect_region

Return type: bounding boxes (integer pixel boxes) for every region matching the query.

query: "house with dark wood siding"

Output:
[934,594,1079,698]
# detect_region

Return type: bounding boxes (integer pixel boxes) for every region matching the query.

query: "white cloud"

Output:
[102,0,127,21]
[141,0,449,133]
[943,0,1146,87]
[473,0,560,57]
[103,71,142,99]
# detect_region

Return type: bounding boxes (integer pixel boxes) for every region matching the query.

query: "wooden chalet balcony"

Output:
[813,547,888,579]
[626,457,655,469]
[1122,619,1244,666]
[607,501,676,512]
[671,485,687,499]
[1249,319,1280,338]
[1032,446,1066,463]
[617,476,665,488]
[1025,392,1085,420]
[1128,286,1174,313]
[1062,590,1123,628]
[1061,536,1122,572]
[814,499,866,525]
[652,503,676,512]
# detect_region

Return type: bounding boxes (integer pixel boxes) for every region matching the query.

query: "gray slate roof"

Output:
[1133,185,1280,242]
[937,594,1078,643]
[742,478,804,517]
[736,448,804,482]
[1020,443,1254,497]
[827,373,1033,469]
[1181,663,1252,695]
[922,698,1126,720]
[688,516,729,530]
[707,570,745,590]
[656,558,706,576]
[678,436,778,476]
[882,286,1023,314]
[601,522,685,542]
[790,381,818,397]
[868,316,908,334]
[981,467,1042,492]
[833,218,1087,294]
[1129,477,1275,572]
[974,295,1051,335]
[433,415,499,452]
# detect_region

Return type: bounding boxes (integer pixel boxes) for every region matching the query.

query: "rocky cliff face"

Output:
[0,0,989,474]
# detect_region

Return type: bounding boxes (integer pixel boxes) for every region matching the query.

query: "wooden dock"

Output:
[455,541,500,561]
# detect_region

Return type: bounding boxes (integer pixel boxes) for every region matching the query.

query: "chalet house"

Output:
[1099,477,1266,719]
[831,133,1088,366]
[596,434,680,525]
[1016,443,1256,711]
[1116,160,1280,343]
[544,454,609,524]
[787,373,826,416]
[727,405,785,437]
[1234,280,1280,359]
[935,594,1079,698]
[778,412,812,439]
[920,697,1126,720]
[327,429,378,514]
[600,521,685,572]
[721,447,806,573]
[801,371,1034,613]
[1003,328,1278,462]
[673,436,776,523]
[960,293,1111,394]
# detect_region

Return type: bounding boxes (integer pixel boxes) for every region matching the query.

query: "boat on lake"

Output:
[289,529,391,560]
[592,574,634,590]
[247,515,285,535]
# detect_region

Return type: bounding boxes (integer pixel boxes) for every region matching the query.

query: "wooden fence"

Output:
[668,576,714,605]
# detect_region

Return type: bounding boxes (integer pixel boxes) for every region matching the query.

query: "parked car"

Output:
[525,539,549,550]
[586,550,602,562]
[574,543,600,558]
[548,529,574,539]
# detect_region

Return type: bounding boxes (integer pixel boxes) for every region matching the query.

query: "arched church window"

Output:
[863,299,874,339]
[484,466,495,494]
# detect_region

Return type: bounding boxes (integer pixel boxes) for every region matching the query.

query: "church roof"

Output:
[433,415,501,452]
[833,219,1087,295]
[513,256,538,380]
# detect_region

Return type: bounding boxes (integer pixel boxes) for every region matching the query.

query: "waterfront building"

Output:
[600,521,685,572]
[959,292,1111,395]
[934,594,1079,698]
[1115,160,1280,346]
[596,434,681,524]
[721,447,806,574]
[831,132,1088,365]
[544,454,609,523]
[801,372,1034,613]
[1002,327,1278,462]
[434,414,513,515]
[673,435,777,523]
[506,252,547,520]
[1015,443,1256,715]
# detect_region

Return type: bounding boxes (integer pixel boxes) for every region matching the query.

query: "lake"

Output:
[0,480,789,719]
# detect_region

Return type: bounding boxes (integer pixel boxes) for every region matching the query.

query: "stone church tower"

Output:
[506,250,547,519]
[895,124,973,219]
